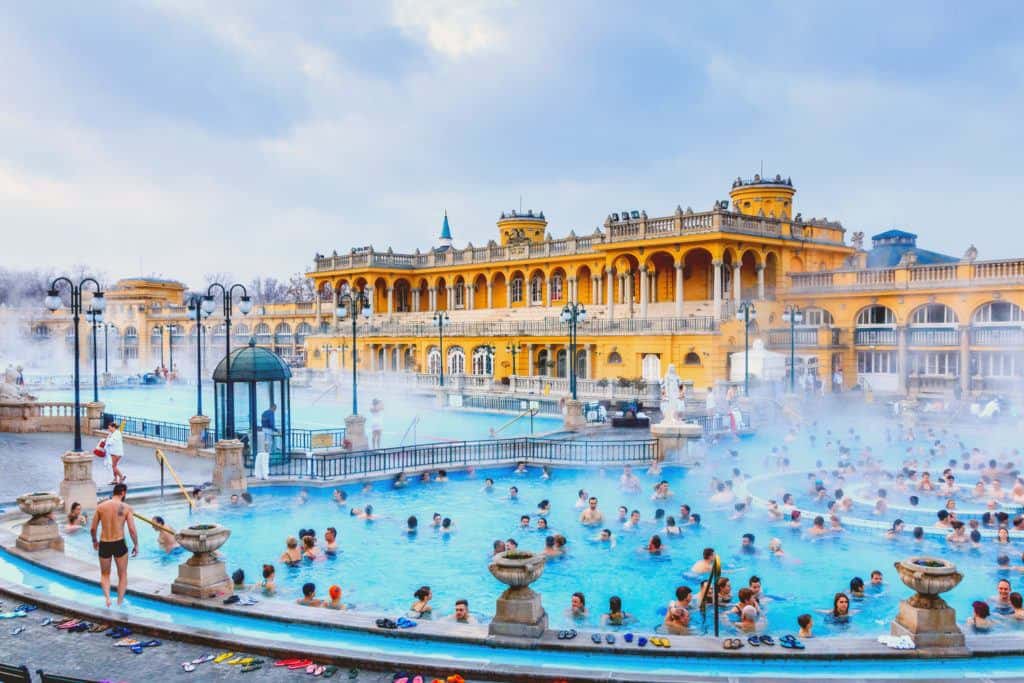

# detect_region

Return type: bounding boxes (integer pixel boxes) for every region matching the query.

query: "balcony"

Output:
[854,328,897,345]
[971,326,1024,346]
[790,258,1024,293]
[907,328,959,346]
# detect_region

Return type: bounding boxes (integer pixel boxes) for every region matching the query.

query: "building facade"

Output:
[305,174,1024,397]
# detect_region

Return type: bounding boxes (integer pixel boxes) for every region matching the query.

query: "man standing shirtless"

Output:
[90,484,138,607]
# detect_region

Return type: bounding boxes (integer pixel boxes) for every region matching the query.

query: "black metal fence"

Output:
[290,427,348,452]
[107,413,198,446]
[248,437,658,480]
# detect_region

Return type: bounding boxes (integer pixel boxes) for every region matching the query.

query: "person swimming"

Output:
[324,584,345,610]
[602,595,632,626]
[260,564,276,595]
[323,527,339,555]
[280,536,302,566]
[409,585,433,618]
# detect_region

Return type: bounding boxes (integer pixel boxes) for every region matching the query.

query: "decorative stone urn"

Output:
[171,523,232,599]
[16,492,64,552]
[891,556,965,649]
[488,551,548,638]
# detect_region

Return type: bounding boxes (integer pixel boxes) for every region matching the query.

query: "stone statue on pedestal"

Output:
[660,364,683,425]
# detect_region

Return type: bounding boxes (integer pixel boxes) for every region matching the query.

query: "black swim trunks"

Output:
[98,539,128,559]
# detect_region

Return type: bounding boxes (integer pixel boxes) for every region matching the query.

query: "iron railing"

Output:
[248,437,658,480]
[290,427,348,451]
[107,413,197,446]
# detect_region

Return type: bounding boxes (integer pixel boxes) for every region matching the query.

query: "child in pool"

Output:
[601,595,632,626]
[798,613,813,638]
[324,584,345,610]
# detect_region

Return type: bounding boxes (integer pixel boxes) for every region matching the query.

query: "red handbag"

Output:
[93,439,106,458]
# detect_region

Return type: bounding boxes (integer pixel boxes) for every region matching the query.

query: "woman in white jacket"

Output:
[104,420,125,484]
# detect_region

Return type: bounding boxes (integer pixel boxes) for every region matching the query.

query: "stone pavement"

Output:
[0,603,481,683]
[0,433,215,504]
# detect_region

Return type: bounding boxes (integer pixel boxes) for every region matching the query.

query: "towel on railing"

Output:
[254,451,270,480]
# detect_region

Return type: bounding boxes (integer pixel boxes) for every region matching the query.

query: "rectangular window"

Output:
[510,279,523,303]
[857,350,898,374]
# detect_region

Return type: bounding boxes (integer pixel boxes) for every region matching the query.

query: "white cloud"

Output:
[391,0,510,59]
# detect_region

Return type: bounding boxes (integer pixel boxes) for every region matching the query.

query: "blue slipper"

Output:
[623,632,634,643]
[590,633,601,644]
[605,633,615,644]
[638,636,648,647]
[395,617,417,629]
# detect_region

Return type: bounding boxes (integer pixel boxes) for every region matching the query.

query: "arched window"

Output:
[376,346,386,371]
[801,308,834,327]
[211,323,227,341]
[295,322,313,344]
[536,349,550,376]
[274,323,292,343]
[555,349,568,378]
[910,304,957,325]
[530,276,544,305]
[31,324,51,340]
[427,346,441,375]
[607,351,623,365]
[254,323,271,344]
[453,281,465,308]
[641,354,661,381]
[510,277,524,303]
[233,323,250,341]
[472,346,494,375]
[856,305,896,326]
[684,352,701,366]
[447,346,466,375]
[972,301,1024,325]
[318,321,331,334]
[550,274,564,300]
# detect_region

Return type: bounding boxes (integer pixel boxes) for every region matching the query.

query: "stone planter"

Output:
[212,439,246,493]
[171,523,232,599]
[60,450,97,513]
[488,551,548,639]
[16,492,64,552]
[891,556,965,650]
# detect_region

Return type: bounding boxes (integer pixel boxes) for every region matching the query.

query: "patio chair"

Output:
[0,663,30,683]
[37,670,101,683]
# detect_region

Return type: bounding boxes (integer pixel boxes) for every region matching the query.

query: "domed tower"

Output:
[728,173,796,219]
[497,209,547,246]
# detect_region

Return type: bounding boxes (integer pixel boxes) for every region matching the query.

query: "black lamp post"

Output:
[204,283,252,438]
[560,302,587,400]
[187,294,213,416]
[44,277,105,453]
[433,311,449,386]
[736,301,757,396]
[336,287,372,416]
[505,341,521,377]
[167,324,176,374]
[102,323,112,374]
[86,307,102,402]
[782,304,804,394]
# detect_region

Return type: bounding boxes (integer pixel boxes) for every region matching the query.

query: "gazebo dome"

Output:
[212,339,292,382]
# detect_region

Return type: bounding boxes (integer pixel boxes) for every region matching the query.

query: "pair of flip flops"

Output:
[213,651,236,664]
[556,629,577,640]
[395,617,417,629]
[649,637,671,648]
[106,626,132,639]
[275,658,312,669]
[9,626,24,636]
[129,639,162,654]
[241,660,265,673]
[375,618,398,630]
[181,654,215,672]
[780,634,805,649]
[14,604,36,613]
[747,635,775,647]
[392,675,424,683]
[622,633,648,647]
[722,637,744,650]
[590,633,616,644]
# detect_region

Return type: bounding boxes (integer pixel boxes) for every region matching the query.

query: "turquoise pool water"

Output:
[34,384,562,446]
[4,549,1024,679]
[61,410,1024,640]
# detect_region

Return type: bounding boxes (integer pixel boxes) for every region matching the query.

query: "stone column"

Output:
[606,271,615,320]
[674,262,684,316]
[639,267,649,319]
[427,287,435,312]
[897,326,908,395]
[60,452,97,513]
[487,282,493,309]
[732,263,742,305]
[545,279,552,308]
[756,264,766,300]
[625,272,634,319]
[959,327,970,396]
[85,401,105,434]
[189,415,211,449]
[527,344,535,376]
[591,276,599,305]
[386,287,394,315]
[412,289,420,313]
[564,399,584,431]
[212,439,246,493]
[467,284,474,310]
[584,345,592,378]
[712,260,723,319]
[345,414,368,450]
[544,344,552,377]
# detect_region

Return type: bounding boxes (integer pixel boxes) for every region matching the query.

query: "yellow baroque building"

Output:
[305,174,1024,398]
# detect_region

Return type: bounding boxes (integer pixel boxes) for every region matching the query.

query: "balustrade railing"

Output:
[791,258,1024,293]
[854,328,897,345]
[906,328,959,346]
[971,326,1024,346]
[346,315,715,339]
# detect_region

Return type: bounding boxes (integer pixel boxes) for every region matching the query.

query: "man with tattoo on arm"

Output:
[90,483,139,607]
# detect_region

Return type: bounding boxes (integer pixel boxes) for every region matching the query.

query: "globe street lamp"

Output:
[336,287,372,416]
[186,294,213,416]
[736,301,757,396]
[205,283,253,438]
[44,277,105,453]
[505,341,521,377]
[560,303,587,400]
[433,311,450,387]
[782,304,804,394]
[86,307,103,402]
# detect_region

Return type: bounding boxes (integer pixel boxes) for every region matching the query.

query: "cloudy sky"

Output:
[2,1,1022,287]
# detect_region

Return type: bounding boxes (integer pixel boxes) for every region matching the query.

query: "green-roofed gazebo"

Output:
[212,338,292,462]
